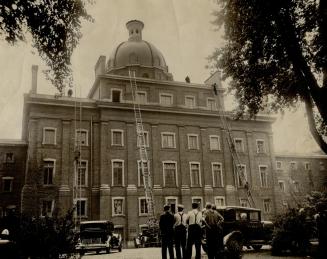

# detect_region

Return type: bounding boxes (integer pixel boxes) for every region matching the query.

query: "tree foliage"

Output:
[209,0,327,153]
[0,209,77,258]
[0,0,92,93]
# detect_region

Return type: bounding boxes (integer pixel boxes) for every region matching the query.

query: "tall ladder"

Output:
[212,83,256,208]
[128,70,155,218]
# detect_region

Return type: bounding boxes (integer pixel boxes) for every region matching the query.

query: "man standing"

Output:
[212,205,224,255]
[185,202,203,259]
[203,203,224,259]
[174,204,187,259]
[159,204,175,259]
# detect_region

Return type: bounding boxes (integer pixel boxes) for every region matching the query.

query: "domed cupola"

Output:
[107,20,173,81]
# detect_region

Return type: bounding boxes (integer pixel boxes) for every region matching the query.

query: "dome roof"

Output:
[108,40,168,71]
[106,20,173,81]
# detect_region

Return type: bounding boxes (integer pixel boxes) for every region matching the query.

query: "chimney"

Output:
[94,55,106,77]
[31,65,38,94]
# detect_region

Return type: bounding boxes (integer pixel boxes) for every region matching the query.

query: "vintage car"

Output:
[75,220,122,255]
[202,206,273,254]
[134,226,161,248]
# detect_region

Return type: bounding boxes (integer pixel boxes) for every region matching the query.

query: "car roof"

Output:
[217,206,261,212]
[80,220,112,225]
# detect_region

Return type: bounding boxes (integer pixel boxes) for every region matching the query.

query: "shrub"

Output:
[0,209,77,259]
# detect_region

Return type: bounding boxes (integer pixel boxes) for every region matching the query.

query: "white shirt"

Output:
[174,211,188,228]
[187,209,202,225]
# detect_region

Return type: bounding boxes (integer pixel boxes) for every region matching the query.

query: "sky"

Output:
[0,0,320,154]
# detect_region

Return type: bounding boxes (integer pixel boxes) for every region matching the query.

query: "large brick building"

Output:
[0,20,326,243]
[0,140,27,216]
[274,153,327,213]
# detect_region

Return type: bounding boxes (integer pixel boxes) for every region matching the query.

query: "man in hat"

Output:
[174,204,187,259]
[203,203,224,259]
[185,202,203,259]
[159,204,175,259]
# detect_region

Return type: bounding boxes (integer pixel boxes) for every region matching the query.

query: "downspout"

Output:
[90,116,93,218]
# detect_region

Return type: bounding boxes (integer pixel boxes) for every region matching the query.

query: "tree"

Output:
[0,0,92,93]
[209,0,327,153]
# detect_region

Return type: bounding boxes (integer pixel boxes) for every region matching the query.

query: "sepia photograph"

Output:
[0,0,326,258]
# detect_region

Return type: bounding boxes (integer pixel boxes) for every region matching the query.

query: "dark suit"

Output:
[160,211,175,259]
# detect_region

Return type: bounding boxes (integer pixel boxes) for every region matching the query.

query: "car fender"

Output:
[224,230,243,246]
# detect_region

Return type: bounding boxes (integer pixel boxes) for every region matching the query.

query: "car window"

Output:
[249,211,260,221]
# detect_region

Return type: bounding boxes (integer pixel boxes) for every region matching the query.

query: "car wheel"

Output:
[252,245,262,251]
[118,246,122,252]
[106,248,110,254]
[79,251,85,256]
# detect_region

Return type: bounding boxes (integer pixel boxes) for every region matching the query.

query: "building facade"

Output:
[274,153,327,214]
[0,140,27,216]
[0,20,326,244]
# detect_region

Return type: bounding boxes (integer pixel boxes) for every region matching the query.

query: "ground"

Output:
[81,246,306,259]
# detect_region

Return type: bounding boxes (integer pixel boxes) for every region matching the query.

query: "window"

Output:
[214,196,225,207]
[209,135,220,150]
[136,91,147,104]
[212,163,224,187]
[41,200,54,217]
[256,139,265,153]
[290,162,297,170]
[263,199,271,213]
[278,180,285,192]
[160,93,173,106]
[304,162,311,170]
[76,160,87,186]
[43,159,55,185]
[293,181,299,192]
[43,127,56,145]
[240,198,249,207]
[161,132,176,148]
[5,153,14,163]
[137,160,150,186]
[139,197,149,216]
[111,129,124,146]
[163,162,177,187]
[185,96,195,108]
[137,131,149,147]
[112,197,124,216]
[234,138,244,152]
[276,161,282,170]
[187,134,199,150]
[2,177,13,192]
[112,160,124,186]
[192,197,203,210]
[207,98,216,111]
[308,170,314,187]
[165,197,178,214]
[190,162,201,187]
[259,166,268,188]
[75,129,88,146]
[320,162,325,171]
[236,164,247,187]
[112,89,122,102]
[76,199,87,217]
